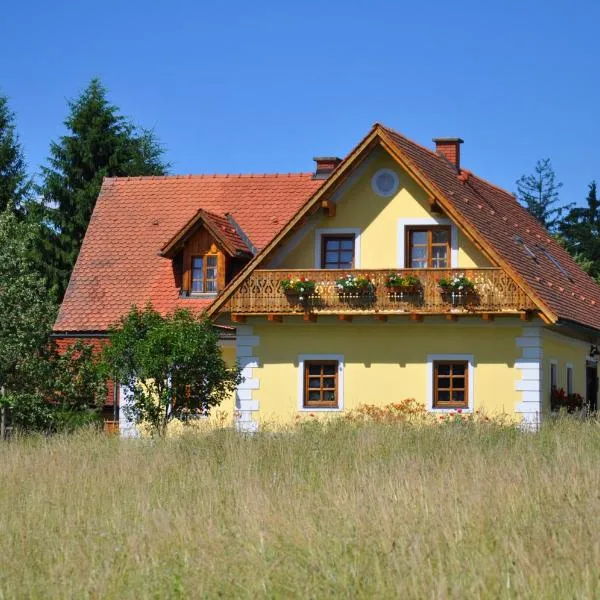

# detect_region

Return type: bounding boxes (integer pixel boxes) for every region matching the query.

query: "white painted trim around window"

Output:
[426,354,474,412]
[315,228,361,268]
[297,354,345,412]
[397,217,458,268]
[566,362,574,395]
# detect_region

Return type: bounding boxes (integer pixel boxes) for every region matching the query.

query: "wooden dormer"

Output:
[160,209,254,296]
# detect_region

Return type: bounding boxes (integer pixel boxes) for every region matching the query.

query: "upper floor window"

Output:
[407,226,450,268]
[191,254,218,293]
[321,235,354,269]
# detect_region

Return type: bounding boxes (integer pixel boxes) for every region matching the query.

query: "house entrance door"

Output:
[586,361,598,413]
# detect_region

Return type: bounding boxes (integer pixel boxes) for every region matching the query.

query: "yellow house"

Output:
[54,124,600,432]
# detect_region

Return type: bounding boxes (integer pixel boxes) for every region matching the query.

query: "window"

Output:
[304,360,338,408]
[191,254,218,294]
[550,361,558,390]
[433,361,468,408]
[321,235,355,269]
[407,226,450,268]
[566,365,573,395]
[371,168,399,197]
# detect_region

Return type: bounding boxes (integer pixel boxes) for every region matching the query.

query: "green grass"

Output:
[1,420,600,598]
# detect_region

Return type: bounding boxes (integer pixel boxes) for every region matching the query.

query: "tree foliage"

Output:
[0,93,31,214]
[516,158,567,232]
[104,306,241,436]
[38,78,169,299]
[559,181,600,281]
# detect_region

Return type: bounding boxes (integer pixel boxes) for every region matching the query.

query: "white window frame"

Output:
[550,359,558,390]
[297,354,345,412]
[315,228,361,269]
[566,363,574,395]
[397,217,458,269]
[426,354,474,412]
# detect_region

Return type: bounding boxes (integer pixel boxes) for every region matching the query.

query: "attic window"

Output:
[537,246,574,282]
[372,169,399,197]
[514,235,537,261]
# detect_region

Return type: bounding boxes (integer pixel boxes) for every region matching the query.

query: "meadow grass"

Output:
[1,419,600,599]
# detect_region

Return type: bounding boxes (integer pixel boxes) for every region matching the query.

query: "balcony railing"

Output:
[225,269,537,316]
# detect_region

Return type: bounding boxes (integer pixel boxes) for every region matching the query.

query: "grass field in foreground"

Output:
[1,420,599,599]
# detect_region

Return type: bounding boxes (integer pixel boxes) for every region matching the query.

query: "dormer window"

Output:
[191,255,218,293]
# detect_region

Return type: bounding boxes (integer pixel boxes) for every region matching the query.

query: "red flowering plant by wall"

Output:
[550,387,584,413]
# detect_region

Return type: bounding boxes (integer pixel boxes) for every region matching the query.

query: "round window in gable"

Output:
[371,168,399,197]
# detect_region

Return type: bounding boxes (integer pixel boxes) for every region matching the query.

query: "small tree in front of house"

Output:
[104,306,241,436]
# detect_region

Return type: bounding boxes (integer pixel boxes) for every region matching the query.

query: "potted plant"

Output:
[385,273,421,295]
[335,273,376,298]
[438,273,477,307]
[279,276,316,303]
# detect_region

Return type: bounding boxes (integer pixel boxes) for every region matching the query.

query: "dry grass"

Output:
[1,420,600,599]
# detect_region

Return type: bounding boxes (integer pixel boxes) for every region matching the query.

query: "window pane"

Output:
[308,365,322,375]
[411,231,428,245]
[452,364,465,375]
[437,377,451,389]
[437,364,451,376]
[326,251,338,263]
[192,257,203,269]
[308,378,321,388]
[452,391,465,403]
[453,377,465,389]
[323,378,335,388]
[325,240,340,251]
[340,239,354,250]
[432,229,449,243]
[308,390,321,401]
[437,390,450,402]
[205,280,217,292]
[411,247,427,260]
[206,255,217,267]
[323,364,336,375]
[323,391,336,401]
[339,251,353,265]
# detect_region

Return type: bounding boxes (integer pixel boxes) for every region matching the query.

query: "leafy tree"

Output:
[516,158,567,232]
[104,306,241,436]
[559,181,600,280]
[0,211,55,435]
[38,78,169,299]
[0,93,31,214]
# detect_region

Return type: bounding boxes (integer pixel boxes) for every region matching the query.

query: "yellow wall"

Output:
[248,318,521,423]
[220,343,238,415]
[541,330,590,411]
[270,149,491,270]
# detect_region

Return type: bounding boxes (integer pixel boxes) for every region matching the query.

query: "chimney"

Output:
[313,156,342,180]
[433,138,464,170]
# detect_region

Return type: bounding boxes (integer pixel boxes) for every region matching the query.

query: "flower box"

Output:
[335,274,376,298]
[279,277,316,304]
[385,273,421,297]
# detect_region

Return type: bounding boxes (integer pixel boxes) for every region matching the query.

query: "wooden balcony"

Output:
[225,269,537,317]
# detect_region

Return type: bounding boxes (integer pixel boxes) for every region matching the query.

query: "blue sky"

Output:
[1,0,598,205]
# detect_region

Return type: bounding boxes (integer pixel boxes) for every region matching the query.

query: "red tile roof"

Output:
[54,173,323,332]
[380,125,600,331]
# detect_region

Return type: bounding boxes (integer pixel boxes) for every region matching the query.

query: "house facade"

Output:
[53,124,600,432]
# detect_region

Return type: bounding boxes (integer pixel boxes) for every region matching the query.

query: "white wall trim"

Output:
[297,354,345,412]
[426,354,474,413]
[397,217,458,268]
[515,326,543,430]
[119,384,138,438]
[314,228,361,268]
[235,324,260,432]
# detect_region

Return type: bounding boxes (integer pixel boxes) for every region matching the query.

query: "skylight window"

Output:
[514,235,537,260]
[536,245,574,282]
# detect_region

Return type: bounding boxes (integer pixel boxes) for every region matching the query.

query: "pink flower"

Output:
[457,408,462,414]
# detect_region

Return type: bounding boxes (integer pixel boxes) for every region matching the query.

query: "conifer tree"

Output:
[516,158,567,232]
[0,93,30,214]
[560,182,600,280]
[39,78,168,299]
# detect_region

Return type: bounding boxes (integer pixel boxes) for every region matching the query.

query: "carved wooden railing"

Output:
[225,269,537,315]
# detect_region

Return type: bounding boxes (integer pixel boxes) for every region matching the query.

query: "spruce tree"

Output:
[516,158,567,232]
[39,78,168,299]
[559,182,600,280]
[0,93,30,214]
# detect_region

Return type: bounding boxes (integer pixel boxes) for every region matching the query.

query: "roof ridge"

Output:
[105,172,315,182]
[380,124,446,161]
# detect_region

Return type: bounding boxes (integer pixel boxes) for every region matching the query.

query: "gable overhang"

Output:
[207,124,557,323]
[160,209,251,259]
